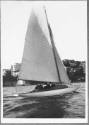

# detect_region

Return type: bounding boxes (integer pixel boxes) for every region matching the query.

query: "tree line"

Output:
[3,59,85,87]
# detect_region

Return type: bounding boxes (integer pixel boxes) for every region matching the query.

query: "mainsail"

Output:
[19,6,70,84]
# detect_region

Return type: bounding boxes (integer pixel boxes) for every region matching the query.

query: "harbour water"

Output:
[3,82,85,118]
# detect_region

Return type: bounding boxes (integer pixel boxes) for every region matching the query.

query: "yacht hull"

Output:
[17,86,79,97]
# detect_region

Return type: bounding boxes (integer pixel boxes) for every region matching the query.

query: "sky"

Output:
[1,1,87,69]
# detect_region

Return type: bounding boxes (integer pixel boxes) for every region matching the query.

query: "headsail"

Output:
[47,24,70,84]
[19,6,60,82]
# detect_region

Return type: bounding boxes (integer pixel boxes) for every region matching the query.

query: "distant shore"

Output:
[3,59,85,87]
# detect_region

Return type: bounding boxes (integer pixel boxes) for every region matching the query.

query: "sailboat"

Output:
[14,6,79,97]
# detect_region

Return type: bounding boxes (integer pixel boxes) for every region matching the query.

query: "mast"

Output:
[44,7,61,83]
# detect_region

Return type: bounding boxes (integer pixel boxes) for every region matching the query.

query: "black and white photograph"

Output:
[1,1,88,123]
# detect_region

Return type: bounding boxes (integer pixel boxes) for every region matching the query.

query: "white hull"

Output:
[17,86,79,97]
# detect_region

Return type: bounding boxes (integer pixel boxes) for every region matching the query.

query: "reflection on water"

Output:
[3,83,85,118]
